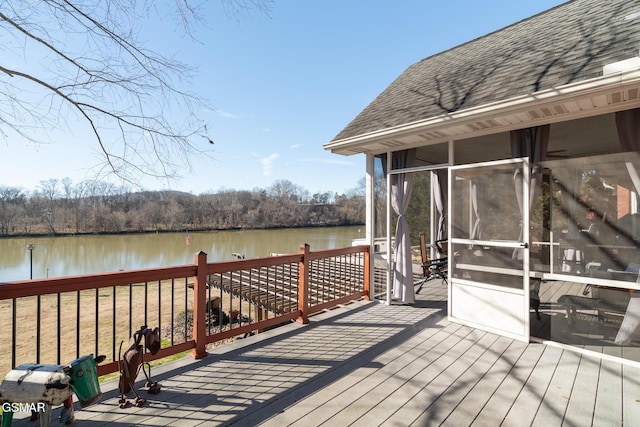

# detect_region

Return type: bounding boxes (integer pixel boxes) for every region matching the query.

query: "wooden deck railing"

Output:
[0,244,370,377]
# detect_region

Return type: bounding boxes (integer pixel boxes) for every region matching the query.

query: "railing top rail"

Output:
[207,253,302,274]
[0,264,197,300]
[308,245,369,261]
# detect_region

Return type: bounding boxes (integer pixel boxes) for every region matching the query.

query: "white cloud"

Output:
[215,109,242,119]
[261,153,279,176]
[290,143,303,149]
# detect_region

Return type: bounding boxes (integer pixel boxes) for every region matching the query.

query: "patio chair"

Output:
[416,232,448,293]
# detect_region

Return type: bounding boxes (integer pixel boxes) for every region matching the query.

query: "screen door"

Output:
[449,158,531,342]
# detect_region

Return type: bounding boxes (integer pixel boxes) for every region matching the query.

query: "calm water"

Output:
[0,226,363,283]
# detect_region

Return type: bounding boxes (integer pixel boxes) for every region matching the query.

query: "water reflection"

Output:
[0,226,362,282]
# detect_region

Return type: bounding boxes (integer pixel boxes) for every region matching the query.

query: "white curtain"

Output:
[470,182,481,240]
[432,169,448,242]
[510,125,550,259]
[391,149,416,304]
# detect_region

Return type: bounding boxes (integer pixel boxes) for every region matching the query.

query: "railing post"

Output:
[297,244,310,324]
[191,251,208,359]
[363,246,371,301]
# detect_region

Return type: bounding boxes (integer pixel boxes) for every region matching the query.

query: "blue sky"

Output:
[0,0,566,196]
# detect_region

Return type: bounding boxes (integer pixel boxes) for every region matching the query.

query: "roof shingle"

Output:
[332,0,640,142]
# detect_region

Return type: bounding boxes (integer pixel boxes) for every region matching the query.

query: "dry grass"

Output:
[0,278,254,377]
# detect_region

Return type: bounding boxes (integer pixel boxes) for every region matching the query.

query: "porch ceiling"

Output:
[325,73,640,159]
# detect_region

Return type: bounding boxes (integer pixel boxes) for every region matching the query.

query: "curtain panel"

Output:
[389,149,417,304]
[510,125,550,258]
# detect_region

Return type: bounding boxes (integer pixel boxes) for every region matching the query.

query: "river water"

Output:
[0,226,363,283]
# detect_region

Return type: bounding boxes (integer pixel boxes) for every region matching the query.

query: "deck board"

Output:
[404,331,500,426]
[531,349,581,425]
[622,364,640,425]
[593,359,623,426]
[435,335,516,426]
[350,324,479,426]
[11,278,640,427]
[563,355,600,426]
[472,340,544,426]
[505,345,564,426]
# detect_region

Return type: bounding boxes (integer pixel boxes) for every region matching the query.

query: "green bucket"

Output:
[68,355,102,407]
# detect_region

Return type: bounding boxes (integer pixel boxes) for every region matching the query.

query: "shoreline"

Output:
[0,222,364,239]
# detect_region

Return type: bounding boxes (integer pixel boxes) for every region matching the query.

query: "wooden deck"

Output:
[11,279,640,426]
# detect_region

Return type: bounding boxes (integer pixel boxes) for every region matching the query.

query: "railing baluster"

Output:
[249,268,253,324]
[158,280,162,346]
[258,268,263,320]
[350,253,354,292]
[207,274,211,335]
[36,294,41,363]
[12,298,16,369]
[238,269,243,328]
[218,273,223,333]
[227,272,232,332]
[184,277,188,344]
[287,263,297,313]
[112,285,117,363]
[325,257,329,302]
[57,293,61,364]
[128,283,133,339]
[76,290,80,359]
[95,288,99,359]
[264,267,271,319]
[144,281,148,327]
[324,257,329,303]
[171,278,175,346]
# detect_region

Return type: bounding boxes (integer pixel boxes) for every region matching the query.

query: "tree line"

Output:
[0,178,365,236]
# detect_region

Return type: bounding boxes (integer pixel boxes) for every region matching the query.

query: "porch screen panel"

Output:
[451,163,525,289]
[532,151,640,362]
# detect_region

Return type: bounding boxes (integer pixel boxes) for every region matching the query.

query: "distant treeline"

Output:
[0,178,365,236]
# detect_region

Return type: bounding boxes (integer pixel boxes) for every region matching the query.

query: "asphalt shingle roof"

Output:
[332,0,640,142]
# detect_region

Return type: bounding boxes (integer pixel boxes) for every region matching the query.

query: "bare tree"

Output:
[0,1,271,184]
[0,185,25,234]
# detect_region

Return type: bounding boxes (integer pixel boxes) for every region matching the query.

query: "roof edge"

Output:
[324,68,640,155]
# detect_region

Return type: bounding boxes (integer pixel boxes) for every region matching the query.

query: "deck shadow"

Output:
[67,295,448,426]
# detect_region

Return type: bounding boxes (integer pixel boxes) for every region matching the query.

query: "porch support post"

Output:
[366,153,375,301]
[191,251,208,359]
[297,244,310,324]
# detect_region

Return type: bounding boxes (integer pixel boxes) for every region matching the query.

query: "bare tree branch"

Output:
[0,0,271,185]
